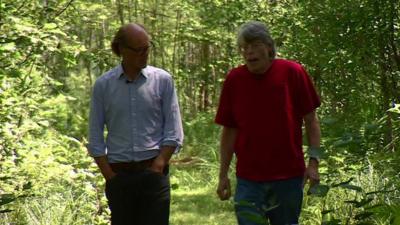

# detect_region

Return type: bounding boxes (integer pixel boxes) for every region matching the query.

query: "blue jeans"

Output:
[234,176,303,225]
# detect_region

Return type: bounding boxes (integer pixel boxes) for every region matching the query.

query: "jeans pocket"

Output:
[105,173,122,193]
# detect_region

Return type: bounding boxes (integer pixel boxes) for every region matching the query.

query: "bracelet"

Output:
[308,146,322,162]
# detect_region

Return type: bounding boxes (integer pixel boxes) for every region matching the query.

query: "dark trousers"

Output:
[105,164,170,225]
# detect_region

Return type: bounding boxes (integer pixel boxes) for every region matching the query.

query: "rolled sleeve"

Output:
[161,77,184,153]
[87,79,107,157]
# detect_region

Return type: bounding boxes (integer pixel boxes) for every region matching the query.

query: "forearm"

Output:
[219,150,234,179]
[304,111,321,147]
[156,146,175,164]
[304,110,321,165]
[219,127,237,179]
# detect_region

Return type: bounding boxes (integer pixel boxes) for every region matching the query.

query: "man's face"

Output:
[120,32,151,71]
[239,40,272,74]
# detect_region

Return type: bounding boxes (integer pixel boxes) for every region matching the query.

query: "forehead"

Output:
[125,28,150,47]
[239,39,265,46]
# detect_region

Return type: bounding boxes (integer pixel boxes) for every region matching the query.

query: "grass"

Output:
[2,113,399,224]
[171,186,236,225]
[169,114,238,224]
[2,156,399,225]
[169,157,237,225]
[4,153,397,225]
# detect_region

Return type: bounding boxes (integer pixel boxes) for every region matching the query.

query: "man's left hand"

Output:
[304,159,320,188]
[149,146,175,174]
[150,157,166,174]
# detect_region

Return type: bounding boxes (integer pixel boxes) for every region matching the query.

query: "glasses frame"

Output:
[238,41,266,54]
[123,41,154,55]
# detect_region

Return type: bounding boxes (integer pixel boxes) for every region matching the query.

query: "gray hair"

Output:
[237,21,276,58]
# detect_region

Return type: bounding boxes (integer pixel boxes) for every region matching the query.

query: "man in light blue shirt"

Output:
[87,23,183,225]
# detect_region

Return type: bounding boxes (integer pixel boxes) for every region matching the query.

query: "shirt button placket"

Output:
[131,83,137,152]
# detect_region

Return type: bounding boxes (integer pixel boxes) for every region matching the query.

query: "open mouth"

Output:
[246,58,259,64]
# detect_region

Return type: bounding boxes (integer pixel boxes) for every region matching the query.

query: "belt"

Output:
[109,157,155,173]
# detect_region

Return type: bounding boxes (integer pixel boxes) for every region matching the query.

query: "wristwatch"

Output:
[309,156,320,163]
[308,146,322,163]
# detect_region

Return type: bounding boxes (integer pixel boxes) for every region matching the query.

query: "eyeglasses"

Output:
[123,41,154,55]
[238,41,266,53]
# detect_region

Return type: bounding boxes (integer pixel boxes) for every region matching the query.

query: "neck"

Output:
[122,61,141,81]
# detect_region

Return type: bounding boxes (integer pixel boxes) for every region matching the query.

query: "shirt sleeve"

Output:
[292,64,321,117]
[160,75,184,153]
[87,79,107,157]
[215,72,236,127]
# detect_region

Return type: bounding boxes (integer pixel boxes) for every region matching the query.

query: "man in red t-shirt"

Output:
[215,21,322,225]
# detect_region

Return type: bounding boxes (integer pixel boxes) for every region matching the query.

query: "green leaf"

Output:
[171,183,179,190]
[321,209,335,215]
[307,184,330,197]
[43,23,57,30]
[322,219,341,225]
[0,209,13,214]
[366,189,396,195]
[8,69,22,78]
[320,117,338,125]
[387,104,400,114]
[0,176,12,181]
[340,184,362,192]
[354,212,374,220]
[332,138,353,147]
[364,204,384,210]
[345,198,374,208]
[38,120,50,127]
[354,198,373,208]
[23,182,32,190]
[332,178,354,187]
[0,42,16,51]
[0,194,16,206]
[345,200,359,205]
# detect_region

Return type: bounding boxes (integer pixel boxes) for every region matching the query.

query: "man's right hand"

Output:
[105,171,117,181]
[217,176,231,200]
[93,156,117,181]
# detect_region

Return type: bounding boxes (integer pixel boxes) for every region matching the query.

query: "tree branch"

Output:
[54,0,75,19]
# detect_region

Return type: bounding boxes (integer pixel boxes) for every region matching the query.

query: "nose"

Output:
[243,49,256,58]
[241,46,258,56]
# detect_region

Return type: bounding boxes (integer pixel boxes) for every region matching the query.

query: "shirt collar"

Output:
[117,64,149,80]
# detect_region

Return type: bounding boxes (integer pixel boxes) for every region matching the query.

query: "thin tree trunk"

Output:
[172,9,181,76]
[375,0,394,151]
[200,42,211,111]
[128,0,132,23]
[87,28,93,93]
[117,0,125,25]
[133,0,138,19]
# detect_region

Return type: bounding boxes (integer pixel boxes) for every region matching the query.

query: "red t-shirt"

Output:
[215,59,321,181]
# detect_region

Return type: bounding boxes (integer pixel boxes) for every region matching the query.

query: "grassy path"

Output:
[169,159,237,225]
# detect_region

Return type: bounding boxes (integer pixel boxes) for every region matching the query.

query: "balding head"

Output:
[111,23,149,57]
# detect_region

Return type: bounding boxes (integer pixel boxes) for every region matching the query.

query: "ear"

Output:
[267,45,274,58]
[118,45,124,55]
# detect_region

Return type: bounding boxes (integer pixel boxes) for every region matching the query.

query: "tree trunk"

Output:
[117,0,125,25]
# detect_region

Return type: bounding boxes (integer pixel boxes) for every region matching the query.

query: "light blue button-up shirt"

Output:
[87,65,184,163]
